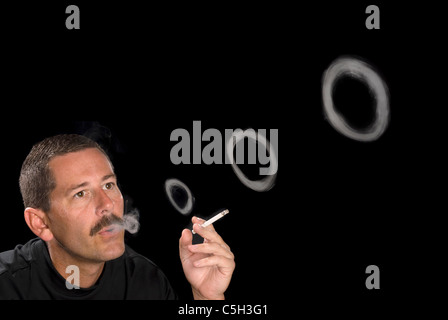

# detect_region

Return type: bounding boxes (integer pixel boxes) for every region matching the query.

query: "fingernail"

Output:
[192,223,198,234]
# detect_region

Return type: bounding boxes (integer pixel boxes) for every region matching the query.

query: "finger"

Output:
[191,216,216,239]
[179,229,193,260]
[193,255,236,271]
[180,228,193,247]
[192,216,231,250]
[188,242,234,260]
[192,223,229,248]
[192,216,206,225]
[192,216,217,232]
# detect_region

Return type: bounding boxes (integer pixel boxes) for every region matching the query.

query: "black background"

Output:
[1,0,445,316]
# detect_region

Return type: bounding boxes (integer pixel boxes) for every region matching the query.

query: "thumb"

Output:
[179,228,193,258]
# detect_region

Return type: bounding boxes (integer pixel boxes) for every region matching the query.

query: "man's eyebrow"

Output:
[66,174,116,195]
[102,174,116,182]
[67,181,90,194]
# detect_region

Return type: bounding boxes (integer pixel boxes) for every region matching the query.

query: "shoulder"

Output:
[0,238,39,276]
[119,245,177,300]
[124,245,158,266]
[0,238,42,299]
[122,245,168,281]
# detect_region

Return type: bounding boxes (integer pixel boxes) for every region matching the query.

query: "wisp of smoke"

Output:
[322,56,390,142]
[90,209,140,236]
[121,209,140,234]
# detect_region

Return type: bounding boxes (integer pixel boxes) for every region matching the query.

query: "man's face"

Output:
[47,148,125,263]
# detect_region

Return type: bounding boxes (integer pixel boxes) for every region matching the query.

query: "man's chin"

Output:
[103,244,125,261]
[95,231,126,261]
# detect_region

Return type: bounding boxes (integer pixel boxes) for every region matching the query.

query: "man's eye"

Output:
[75,191,85,198]
[104,182,114,190]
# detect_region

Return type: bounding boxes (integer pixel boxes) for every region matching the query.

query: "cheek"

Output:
[63,215,91,237]
[49,201,94,236]
[112,191,124,212]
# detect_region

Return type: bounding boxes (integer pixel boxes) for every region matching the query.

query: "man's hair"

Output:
[19,134,111,213]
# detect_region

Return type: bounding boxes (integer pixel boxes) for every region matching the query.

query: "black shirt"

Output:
[0,238,177,300]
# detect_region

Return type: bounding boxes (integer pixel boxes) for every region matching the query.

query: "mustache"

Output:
[89,214,124,236]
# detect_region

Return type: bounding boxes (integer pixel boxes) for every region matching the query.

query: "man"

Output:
[0,134,235,299]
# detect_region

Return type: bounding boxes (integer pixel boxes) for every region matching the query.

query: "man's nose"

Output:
[96,189,114,216]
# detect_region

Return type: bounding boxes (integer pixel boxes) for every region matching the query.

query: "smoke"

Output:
[225,129,278,192]
[164,178,195,215]
[89,209,140,236]
[322,56,390,142]
[90,214,123,236]
[121,209,140,234]
[75,121,127,155]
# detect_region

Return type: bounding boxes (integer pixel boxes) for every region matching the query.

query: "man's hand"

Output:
[179,216,235,300]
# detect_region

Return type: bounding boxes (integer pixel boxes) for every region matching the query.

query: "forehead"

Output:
[49,148,114,187]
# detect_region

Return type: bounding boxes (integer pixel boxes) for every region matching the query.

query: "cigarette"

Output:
[192,209,229,234]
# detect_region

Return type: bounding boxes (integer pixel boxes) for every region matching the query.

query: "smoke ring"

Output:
[322,57,390,142]
[164,178,194,215]
[226,130,277,192]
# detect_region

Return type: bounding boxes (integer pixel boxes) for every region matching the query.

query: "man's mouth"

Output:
[90,214,124,236]
[98,225,121,236]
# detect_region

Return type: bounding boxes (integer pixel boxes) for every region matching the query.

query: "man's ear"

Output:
[24,207,54,242]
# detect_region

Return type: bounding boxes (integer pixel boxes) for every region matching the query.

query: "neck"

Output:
[46,240,105,289]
